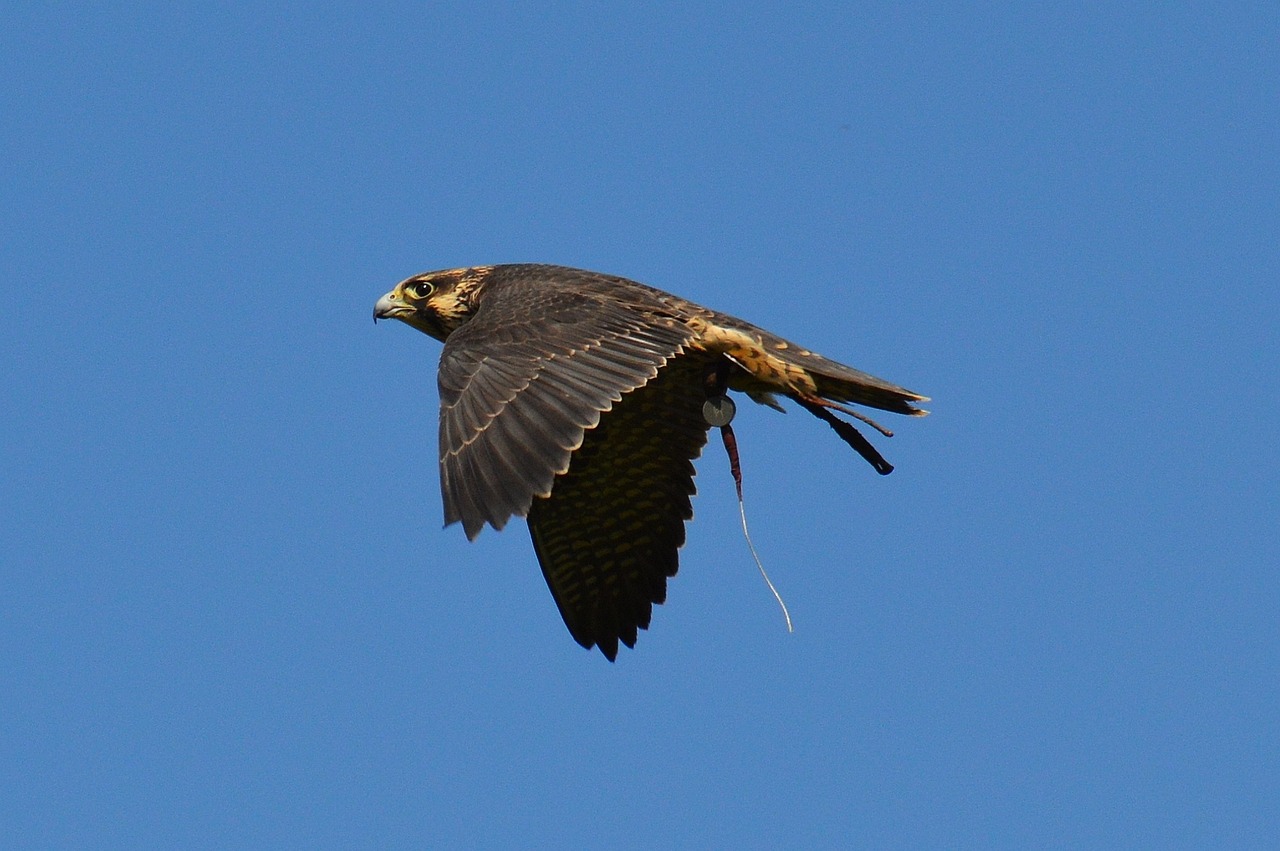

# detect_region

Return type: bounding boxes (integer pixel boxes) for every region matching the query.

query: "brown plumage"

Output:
[374,264,927,660]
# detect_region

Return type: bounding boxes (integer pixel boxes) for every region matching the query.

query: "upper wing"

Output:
[436,276,696,539]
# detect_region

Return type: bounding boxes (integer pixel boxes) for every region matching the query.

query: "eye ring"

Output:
[407,280,435,300]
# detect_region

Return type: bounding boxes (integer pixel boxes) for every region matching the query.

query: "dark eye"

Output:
[407,280,435,299]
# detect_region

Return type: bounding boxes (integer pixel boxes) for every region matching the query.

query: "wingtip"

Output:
[595,638,620,662]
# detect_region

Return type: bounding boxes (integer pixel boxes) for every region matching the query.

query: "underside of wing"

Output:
[526,356,713,661]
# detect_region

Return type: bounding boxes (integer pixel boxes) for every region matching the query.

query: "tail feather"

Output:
[784,354,928,476]
[814,371,928,416]
[800,355,929,417]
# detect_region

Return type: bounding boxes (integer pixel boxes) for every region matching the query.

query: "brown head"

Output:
[372,266,493,341]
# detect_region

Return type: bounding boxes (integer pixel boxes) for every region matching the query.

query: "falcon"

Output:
[374,264,927,660]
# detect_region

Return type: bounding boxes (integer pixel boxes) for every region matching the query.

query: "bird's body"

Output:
[374,264,927,660]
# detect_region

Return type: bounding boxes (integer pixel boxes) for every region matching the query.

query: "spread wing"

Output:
[436,277,696,540]
[527,356,712,661]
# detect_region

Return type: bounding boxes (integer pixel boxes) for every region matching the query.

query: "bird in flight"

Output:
[374,264,927,660]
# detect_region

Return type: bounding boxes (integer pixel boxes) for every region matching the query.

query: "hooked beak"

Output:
[373,291,411,323]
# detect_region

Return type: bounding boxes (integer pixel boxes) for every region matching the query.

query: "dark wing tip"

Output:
[526,356,710,662]
[596,635,620,662]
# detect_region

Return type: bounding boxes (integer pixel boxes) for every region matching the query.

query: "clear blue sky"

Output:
[3,2,1276,847]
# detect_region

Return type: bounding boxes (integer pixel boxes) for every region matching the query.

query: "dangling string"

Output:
[703,361,793,633]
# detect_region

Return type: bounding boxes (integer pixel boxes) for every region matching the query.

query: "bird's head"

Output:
[373,266,490,341]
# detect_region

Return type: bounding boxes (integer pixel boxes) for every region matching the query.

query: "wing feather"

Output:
[437,273,695,540]
[527,355,712,659]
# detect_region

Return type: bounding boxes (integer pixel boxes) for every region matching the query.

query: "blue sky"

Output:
[3,2,1276,847]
